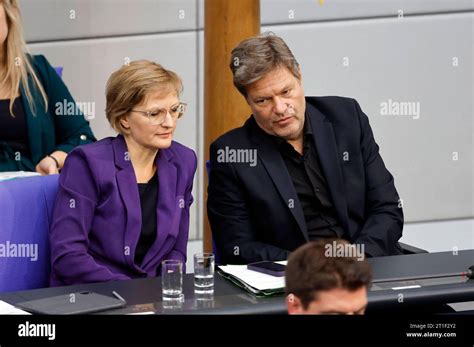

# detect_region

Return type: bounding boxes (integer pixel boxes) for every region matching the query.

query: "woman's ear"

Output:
[120,115,130,130]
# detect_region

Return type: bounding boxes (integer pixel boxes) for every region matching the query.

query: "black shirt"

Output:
[135,172,158,266]
[272,107,345,240]
[0,97,31,158]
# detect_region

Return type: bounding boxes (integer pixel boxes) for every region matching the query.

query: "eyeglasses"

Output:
[130,102,187,125]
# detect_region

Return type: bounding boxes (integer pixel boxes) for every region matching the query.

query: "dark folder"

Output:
[15,291,126,315]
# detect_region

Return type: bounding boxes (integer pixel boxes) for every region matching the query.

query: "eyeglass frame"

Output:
[130,102,187,125]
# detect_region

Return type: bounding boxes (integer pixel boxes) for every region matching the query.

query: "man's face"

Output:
[245,66,306,141]
[287,287,368,315]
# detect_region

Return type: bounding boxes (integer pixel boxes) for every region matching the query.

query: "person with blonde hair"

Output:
[0,0,95,173]
[49,60,197,285]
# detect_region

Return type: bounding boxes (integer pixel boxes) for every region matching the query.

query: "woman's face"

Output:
[121,90,180,151]
[0,4,8,50]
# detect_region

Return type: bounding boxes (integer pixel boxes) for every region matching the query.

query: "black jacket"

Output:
[207,96,404,264]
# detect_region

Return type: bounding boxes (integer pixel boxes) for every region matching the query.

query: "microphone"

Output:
[465,265,474,279]
[373,265,474,284]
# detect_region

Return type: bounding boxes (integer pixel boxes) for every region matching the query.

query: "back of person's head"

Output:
[105,60,183,134]
[285,238,372,315]
[0,0,48,115]
[229,31,301,97]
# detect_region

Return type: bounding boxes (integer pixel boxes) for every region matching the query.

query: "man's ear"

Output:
[297,65,303,83]
[286,293,304,315]
[245,93,252,107]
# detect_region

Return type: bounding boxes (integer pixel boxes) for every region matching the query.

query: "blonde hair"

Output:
[1,0,48,116]
[230,32,301,97]
[105,60,183,134]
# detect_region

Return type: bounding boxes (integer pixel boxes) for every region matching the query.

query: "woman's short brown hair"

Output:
[230,32,301,97]
[105,60,183,133]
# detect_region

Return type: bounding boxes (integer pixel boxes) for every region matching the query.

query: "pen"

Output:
[112,290,126,302]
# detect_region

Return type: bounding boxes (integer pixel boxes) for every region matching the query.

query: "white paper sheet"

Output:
[0,300,32,315]
[0,171,40,182]
[218,261,287,291]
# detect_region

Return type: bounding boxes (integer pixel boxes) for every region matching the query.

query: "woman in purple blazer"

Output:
[49,61,197,286]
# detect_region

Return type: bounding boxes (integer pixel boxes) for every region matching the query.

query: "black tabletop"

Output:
[0,250,473,314]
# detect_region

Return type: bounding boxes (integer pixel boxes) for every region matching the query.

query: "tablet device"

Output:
[15,291,126,315]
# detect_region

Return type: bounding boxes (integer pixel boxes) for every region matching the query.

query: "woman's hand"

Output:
[35,156,59,175]
[35,151,67,175]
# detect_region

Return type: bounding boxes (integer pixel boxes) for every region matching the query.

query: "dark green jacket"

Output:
[0,54,96,171]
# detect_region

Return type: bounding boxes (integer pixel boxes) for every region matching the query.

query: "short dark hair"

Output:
[285,239,372,310]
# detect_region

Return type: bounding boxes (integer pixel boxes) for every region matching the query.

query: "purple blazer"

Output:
[49,135,197,286]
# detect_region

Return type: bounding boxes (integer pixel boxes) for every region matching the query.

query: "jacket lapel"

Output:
[248,118,309,241]
[113,135,178,272]
[112,135,142,269]
[141,148,178,269]
[306,102,351,235]
[20,79,46,167]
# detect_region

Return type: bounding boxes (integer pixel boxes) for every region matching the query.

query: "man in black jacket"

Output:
[207,32,403,264]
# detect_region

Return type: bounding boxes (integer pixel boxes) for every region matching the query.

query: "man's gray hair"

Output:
[230,32,301,97]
